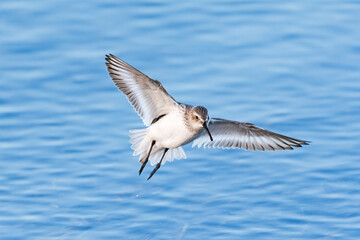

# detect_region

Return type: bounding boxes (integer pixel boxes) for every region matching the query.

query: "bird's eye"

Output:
[195,115,199,120]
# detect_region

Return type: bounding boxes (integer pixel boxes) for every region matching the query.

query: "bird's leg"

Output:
[139,140,156,175]
[147,148,169,180]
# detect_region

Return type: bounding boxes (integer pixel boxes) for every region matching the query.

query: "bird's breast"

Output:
[148,110,196,148]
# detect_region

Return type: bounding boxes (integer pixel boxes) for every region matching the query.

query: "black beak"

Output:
[203,122,213,141]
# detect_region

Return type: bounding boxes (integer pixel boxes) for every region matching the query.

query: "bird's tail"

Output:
[148,147,187,166]
[129,128,187,166]
[129,129,148,161]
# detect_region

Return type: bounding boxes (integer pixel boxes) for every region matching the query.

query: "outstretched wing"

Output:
[106,54,178,126]
[192,118,309,151]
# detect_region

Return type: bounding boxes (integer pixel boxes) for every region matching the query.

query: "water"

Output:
[1,1,360,239]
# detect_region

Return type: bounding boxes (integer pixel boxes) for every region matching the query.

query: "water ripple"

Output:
[1,0,360,239]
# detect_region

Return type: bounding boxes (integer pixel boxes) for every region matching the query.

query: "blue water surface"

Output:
[1,1,360,239]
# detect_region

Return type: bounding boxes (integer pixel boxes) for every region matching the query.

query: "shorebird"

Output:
[105,54,309,180]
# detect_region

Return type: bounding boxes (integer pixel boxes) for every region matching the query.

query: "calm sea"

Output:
[1,1,360,239]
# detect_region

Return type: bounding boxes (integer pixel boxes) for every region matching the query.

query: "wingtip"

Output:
[292,140,310,148]
[105,54,111,63]
[105,53,116,61]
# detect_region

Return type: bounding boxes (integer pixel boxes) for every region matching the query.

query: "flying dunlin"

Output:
[105,54,308,180]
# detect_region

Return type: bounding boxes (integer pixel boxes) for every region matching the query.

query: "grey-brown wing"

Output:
[192,118,309,151]
[106,54,178,126]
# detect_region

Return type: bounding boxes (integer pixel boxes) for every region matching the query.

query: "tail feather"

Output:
[129,128,187,166]
[149,147,187,166]
[129,129,148,157]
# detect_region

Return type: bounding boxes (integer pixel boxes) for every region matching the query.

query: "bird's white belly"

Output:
[147,111,194,149]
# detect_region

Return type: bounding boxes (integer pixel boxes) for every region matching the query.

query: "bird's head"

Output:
[190,106,213,141]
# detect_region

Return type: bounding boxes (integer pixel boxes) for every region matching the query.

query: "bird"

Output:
[105,54,309,180]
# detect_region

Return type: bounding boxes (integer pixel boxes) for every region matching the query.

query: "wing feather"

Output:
[193,118,309,151]
[106,54,178,126]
